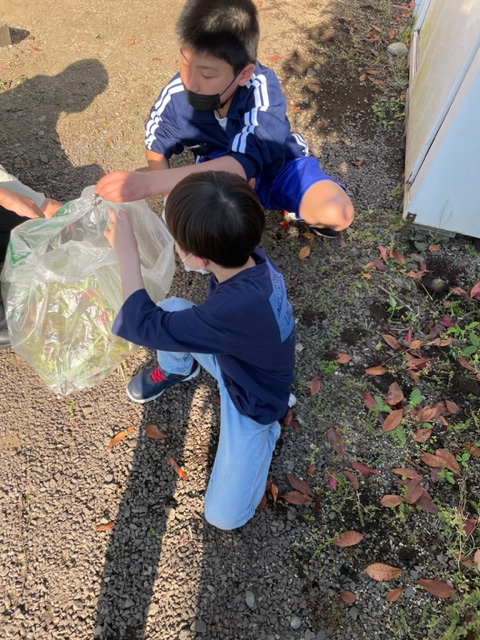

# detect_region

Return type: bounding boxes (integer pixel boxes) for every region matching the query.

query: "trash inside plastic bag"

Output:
[0,186,175,395]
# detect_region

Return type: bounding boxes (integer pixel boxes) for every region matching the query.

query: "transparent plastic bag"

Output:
[1,186,175,395]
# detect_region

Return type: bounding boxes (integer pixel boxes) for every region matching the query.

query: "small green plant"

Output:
[68,399,76,416]
[391,183,403,198]
[372,96,405,128]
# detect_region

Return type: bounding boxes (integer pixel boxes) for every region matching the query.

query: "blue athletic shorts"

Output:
[197,152,344,219]
[255,156,345,218]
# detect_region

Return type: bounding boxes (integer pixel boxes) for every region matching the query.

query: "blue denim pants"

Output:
[157,297,281,530]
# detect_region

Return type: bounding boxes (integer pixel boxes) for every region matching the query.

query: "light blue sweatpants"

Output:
[157,297,281,530]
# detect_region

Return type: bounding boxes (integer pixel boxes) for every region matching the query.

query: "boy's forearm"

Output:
[146,149,170,172]
[147,155,247,195]
[117,251,145,301]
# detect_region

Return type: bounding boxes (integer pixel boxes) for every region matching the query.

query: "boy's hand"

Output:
[104,209,139,257]
[0,187,44,219]
[96,170,152,203]
[41,198,63,218]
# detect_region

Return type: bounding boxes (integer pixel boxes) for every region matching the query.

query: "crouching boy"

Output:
[104,171,296,530]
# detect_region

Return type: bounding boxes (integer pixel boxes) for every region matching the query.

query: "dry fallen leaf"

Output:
[363,391,378,410]
[270,482,279,506]
[352,461,382,476]
[405,478,424,505]
[418,579,456,598]
[391,467,422,480]
[339,590,357,604]
[342,470,360,490]
[127,36,136,46]
[169,456,188,478]
[386,382,404,406]
[107,425,136,449]
[96,521,115,531]
[474,549,480,571]
[281,490,312,505]
[145,424,167,440]
[386,588,404,603]
[310,374,321,396]
[420,452,447,468]
[381,494,404,508]
[382,409,404,432]
[337,352,352,364]
[365,563,402,581]
[286,472,313,496]
[299,245,311,260]
[327,427,346,456]
[365,366,387,376]
[413,428,432,443]
[332,530,364,547]
[257,492,268,511]
[435,449,461,474]
[382,334,402,351]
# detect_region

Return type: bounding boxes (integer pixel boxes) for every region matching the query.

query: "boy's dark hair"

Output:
[165,171,265,268]
[176,0,259,73]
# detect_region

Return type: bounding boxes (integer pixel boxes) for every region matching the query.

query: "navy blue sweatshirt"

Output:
[112,248,296,424]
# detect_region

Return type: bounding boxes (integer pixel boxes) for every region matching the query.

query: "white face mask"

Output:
[181,253,210,275]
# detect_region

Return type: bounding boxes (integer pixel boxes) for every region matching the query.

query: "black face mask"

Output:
[184,73,240,112]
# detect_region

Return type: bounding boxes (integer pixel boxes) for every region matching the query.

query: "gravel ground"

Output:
[1,1,479,639]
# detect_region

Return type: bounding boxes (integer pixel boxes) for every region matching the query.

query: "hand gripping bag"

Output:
[0,186,175,395]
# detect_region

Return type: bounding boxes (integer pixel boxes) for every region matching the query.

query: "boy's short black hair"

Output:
[176,0,259,73]
[165,172,265,268]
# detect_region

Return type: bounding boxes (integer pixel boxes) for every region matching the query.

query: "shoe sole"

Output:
[126,363,201,404]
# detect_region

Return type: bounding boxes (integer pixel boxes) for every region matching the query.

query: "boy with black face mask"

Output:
[96,0,354,238]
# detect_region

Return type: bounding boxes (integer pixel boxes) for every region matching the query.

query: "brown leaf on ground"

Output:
[96,521,115,531]
[465,442,480,457]
[386,382,404,406]
[286,472,313,496]
[107,425,136,449]
[352,461,382,476]
[386,588,404,603]
[365,563,402,581]
[405,478,424,505]
[145,424,167,440]
[409,339,426,349]
[337,352,352,364]
[416,490,440,514]
[327,427,346,456]
[435,449,461,474]
[382,409,404,432]
[332,531,364,547]
[465,518,477,537]
[445,400,461,414]
[469,281,480,299]
[169,456,188,478]
[270,483,279,506]
[365,366,387,375]
[420,452,446,468]
[281,490,312,505]
[391,248,406,265]
[363,391,378,410]
[382,334,402,351]
[381,494,404,508]
[418,579,456,598]
[458,355,475,371]
[310,375,321,395]
[257,493,267,511]
[391,467,422,480]
[282,408,293,426]
[306,464,316,477]
[415,406,438,422]
[299,245,311,259]
[413,428,432,443]
[339,591,357,604]
[342,470,360,490]
[474,549,480,571]
[428,244,441,252]
[312,493,323,512]
[451,286,468,296]
[378,245,388,261]
[127,37,136,46]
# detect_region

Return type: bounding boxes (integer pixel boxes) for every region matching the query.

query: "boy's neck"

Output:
[210,255,256,283]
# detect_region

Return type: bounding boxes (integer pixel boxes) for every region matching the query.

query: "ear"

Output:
[237,62,255,86]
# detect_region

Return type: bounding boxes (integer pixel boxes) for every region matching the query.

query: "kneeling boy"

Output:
[105,171,296,530]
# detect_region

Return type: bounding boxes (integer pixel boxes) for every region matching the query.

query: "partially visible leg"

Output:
[204,381,281,530]
[299,178,354,232]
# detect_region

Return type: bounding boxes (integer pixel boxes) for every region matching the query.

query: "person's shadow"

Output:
[0,58,109,202]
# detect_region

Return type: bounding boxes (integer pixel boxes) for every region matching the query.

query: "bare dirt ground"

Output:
[1,1,479,639]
